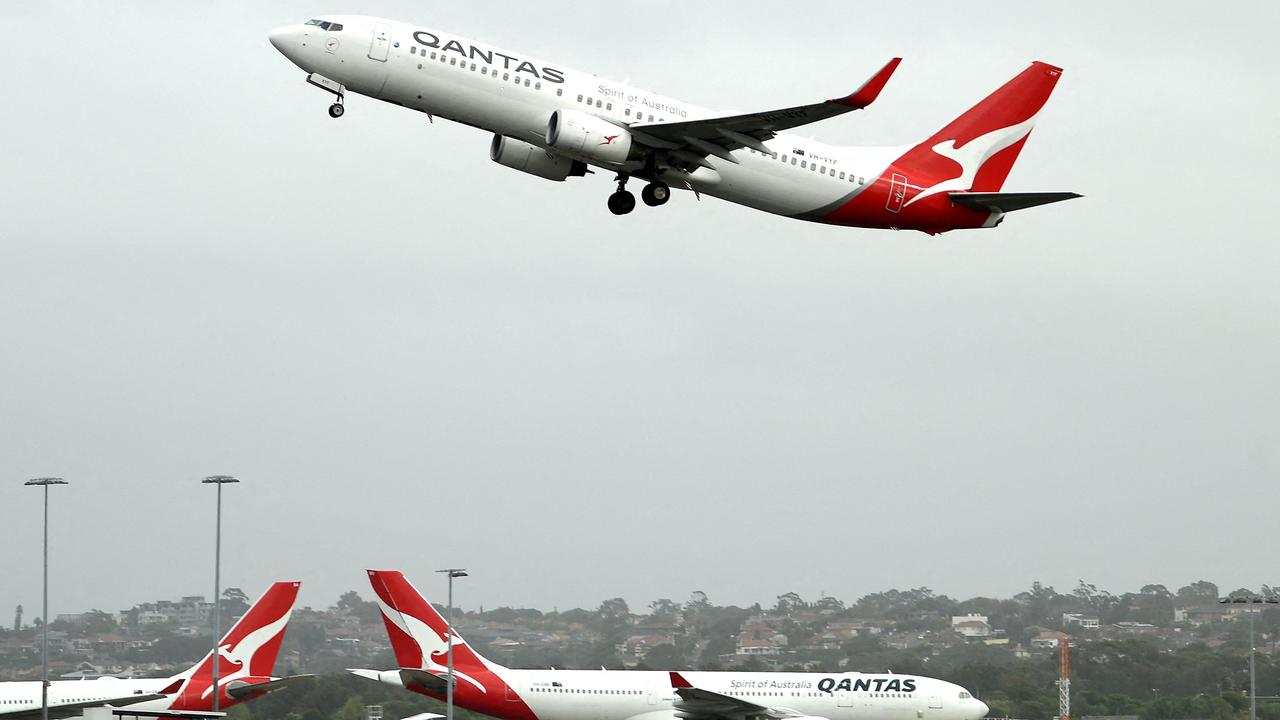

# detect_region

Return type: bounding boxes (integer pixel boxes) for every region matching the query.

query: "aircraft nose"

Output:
[268,25,294,53]
[976,700,989,718]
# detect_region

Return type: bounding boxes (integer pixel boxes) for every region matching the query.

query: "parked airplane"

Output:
[0,582,309,720]
[268,16,1077,232]
[352,570,989,720]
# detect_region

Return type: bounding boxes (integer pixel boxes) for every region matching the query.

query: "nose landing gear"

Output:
[305,73,347,119]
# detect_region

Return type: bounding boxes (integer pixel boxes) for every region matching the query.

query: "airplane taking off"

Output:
[269,16,1078,233]
[352,570,989,720]
[0,582,309,720]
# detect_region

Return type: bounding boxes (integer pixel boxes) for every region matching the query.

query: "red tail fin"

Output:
[172,581,301,710]
[895,61,1064,206]
[366,570,493,673]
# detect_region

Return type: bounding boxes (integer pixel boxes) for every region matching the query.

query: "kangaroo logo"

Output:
[197,609,292,700]
[376,599,488,694]
[600,134,621,146]
[903,114,1038,208]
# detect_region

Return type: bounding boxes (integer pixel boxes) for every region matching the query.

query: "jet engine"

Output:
[545,109,633,165]
[490,135,587,181]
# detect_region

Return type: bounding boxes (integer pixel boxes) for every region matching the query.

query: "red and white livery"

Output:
[269,16,1078,232]
[352,571,989,720]
[0,582,309,720]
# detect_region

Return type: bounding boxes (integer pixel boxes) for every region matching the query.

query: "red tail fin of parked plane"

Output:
[171,581,301,710]
[367,570,496,673]
[364,570,538,720]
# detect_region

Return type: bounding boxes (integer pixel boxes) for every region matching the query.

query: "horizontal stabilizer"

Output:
[948,191,1081,213]
[225,675,315,699]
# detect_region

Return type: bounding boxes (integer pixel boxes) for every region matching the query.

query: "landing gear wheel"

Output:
[641,183,670,207]
[328,102,345,118]
[608,190,636,215]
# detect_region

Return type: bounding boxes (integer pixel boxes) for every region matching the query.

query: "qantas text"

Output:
[817,677,917,694]
[412,31,564,83]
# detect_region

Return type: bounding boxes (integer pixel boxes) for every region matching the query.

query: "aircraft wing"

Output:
[107,711,225,720]
[0,694,166,720]
[668,673,818,720]
[225,675,315,699]
[628,58,900,169]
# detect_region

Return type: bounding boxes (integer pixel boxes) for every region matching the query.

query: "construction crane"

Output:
[1056,635,1071,720]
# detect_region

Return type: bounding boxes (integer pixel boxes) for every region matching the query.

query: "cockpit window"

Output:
[303,19,342,31]
[959,692,971,700]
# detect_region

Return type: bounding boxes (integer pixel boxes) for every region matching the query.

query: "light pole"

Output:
[202,475,239,712]
[1220,595,1280,720]
[437,569,468,720]
[25,477,68,720]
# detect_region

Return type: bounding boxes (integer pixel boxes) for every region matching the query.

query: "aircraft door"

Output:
[837,692,854,707]
[368,22,391,61]
[647,692,657,705]
[929,696,943,710]
[885,173,908,214]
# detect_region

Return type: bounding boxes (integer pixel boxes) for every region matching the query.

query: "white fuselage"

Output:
[268,15,903,220]
[511,670,983,720]
[0,678,177,715]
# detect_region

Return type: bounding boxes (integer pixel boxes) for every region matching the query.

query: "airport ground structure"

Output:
[2,580,1278,720]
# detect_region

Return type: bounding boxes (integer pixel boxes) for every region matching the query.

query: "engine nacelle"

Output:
[490,135,587,182]
[545,109,633,165]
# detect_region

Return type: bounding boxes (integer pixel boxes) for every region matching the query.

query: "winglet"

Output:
[670,671,693,689]
[833,57,902,108]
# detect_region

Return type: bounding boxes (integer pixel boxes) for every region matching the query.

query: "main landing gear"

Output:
[607,175,670,215]
[328,100,345,118]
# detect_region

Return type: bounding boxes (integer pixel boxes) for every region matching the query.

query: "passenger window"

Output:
[820,167,827,174]
[556,88,563,96]
[417,63,422,70]
[431,52,437,59]
[625,109,631,116]
[410,46,417,55]
[577,94,583,102]
[791,157,797,165]
[450,57,456,65]
[536,82,541,90]
[839,171,846,179]
[471,63,477,71]
[482,67,488,75]
[801,160,807,169]
[524,79,531,87]
[503,73,509,80]
[648,114,654,121]
[606,102,613,111]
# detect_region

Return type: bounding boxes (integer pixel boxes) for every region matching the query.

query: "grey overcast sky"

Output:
[2,0,1278,620]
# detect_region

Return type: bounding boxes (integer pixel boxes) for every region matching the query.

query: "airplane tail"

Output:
[366,570,498,674]
[171,581,302,709]
[893,61,1064,205]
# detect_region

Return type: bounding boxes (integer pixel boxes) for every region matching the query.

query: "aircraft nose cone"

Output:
[268,26,292,53]
[976,701,989,718]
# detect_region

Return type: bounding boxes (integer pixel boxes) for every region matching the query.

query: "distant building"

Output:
[1031,630,1069,649]
[1062,613,1100,629]
[737,620,788,656]
[951,614,992,638]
